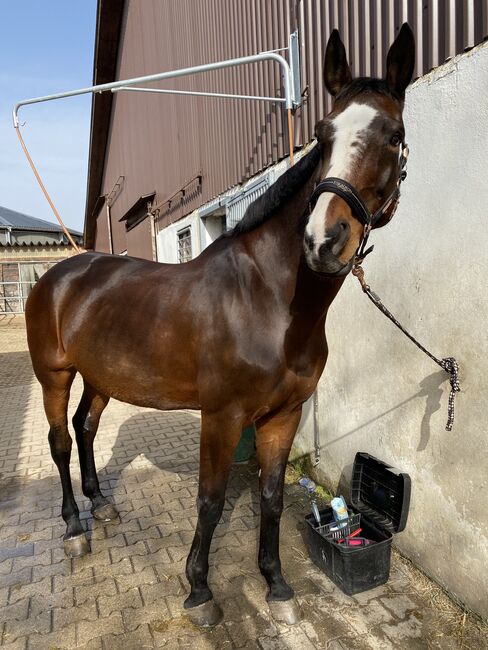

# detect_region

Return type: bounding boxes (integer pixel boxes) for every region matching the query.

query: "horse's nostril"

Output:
[304,233,314,251]
[320,219,351,258]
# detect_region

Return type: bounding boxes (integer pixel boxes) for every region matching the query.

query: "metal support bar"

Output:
[13,51,297,126]
[313,390,320,466]
[289,30,301,110]
[112,86,286,103]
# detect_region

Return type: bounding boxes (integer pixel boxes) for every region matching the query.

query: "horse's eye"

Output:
[390,132,402,146]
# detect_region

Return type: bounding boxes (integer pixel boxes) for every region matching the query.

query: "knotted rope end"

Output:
[440,357,460,431]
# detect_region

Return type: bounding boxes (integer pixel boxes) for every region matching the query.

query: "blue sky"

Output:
[0,2,97,232]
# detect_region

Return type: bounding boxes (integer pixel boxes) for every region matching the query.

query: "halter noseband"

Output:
[308,143,409,260]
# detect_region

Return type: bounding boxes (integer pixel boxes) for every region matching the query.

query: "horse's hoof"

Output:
[186,599,223,627]
[63,533,90,558]
[268,598,301,625]
[92,502,118,522]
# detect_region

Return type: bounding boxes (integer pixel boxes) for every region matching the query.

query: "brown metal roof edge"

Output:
[118,192,156,222]
[83,0,125,250]
[91,194,106,219]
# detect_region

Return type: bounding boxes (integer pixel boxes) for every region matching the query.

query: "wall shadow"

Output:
[103,411,202,479]
[322,369,450,453]
[0,349,35,528]
[416,370,446,451]
[0,350,34,389]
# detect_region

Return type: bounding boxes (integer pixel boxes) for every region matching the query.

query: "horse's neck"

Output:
[241,179,345,326]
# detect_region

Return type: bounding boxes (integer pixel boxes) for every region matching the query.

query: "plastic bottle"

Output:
[331,496,349,528]
[298,477,317,494]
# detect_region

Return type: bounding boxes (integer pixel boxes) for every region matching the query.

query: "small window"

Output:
[177,228,192,263]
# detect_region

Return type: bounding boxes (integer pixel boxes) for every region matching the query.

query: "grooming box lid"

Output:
[350,453,411,534]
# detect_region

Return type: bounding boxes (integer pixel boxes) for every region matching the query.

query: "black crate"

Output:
[303,453,411,595]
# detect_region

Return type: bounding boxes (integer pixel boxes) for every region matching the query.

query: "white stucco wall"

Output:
[156,212,201,264]
[294,42,488,618]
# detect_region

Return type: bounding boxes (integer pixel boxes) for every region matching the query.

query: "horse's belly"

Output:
[73,351,201,411]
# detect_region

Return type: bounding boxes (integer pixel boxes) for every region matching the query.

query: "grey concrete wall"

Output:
[294,42,488,619]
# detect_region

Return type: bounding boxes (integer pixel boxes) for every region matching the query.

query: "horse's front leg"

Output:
[184,410,243,627]
[255,406,302,625]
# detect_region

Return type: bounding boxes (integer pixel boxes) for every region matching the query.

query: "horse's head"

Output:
[304,24,415,276]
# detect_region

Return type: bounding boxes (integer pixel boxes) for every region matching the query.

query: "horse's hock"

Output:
[1,323,486,649]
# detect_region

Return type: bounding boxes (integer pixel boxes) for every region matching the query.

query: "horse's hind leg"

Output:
[43,369,90,557]
[184,411,243,627]
[72,382,117,521]
[255,407,303,625]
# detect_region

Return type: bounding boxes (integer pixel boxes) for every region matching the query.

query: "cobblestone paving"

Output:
[0,320,486,649]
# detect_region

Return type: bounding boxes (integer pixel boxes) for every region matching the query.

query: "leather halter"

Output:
[309,143,409,260]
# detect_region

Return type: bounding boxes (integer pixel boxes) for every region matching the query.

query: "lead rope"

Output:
[352,262,460,431]
[15,125,82,252]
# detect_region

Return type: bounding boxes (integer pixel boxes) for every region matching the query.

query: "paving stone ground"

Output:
[0,318,486,650]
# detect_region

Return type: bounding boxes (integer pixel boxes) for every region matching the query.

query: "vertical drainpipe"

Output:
[106,201,114,254]
[196,209,203,257]
[289,0,299,32]
[6,227,12,245]
[149,202,158,262]
[313,390,321,467]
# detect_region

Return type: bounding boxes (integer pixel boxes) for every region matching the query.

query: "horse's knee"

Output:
[75,425,97,449]
[196,493,224,526]
[72,408,85,433]
[48,426,72,458]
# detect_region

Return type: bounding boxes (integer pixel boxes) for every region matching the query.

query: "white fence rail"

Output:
[0,261,56,315]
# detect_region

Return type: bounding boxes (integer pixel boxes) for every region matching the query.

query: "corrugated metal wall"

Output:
[297,0,488,139]
[100,0,292,251]
[96,0,488,253]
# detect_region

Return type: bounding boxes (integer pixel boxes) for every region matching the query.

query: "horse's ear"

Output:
[323,29,352,96]
[386,23,415,99]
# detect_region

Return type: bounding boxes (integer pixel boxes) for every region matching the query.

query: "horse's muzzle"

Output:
[303,223,354,275]
[303,246,354,277]
[303,214,353,275]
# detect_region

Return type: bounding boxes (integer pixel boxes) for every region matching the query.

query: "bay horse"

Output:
[26,25,415,626]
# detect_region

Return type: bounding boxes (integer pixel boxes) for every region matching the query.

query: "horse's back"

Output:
[27,251,163,318]
[25,252,205,408]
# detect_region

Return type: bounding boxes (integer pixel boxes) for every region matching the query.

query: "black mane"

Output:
[227,145,321,237]
[336,77,401,103]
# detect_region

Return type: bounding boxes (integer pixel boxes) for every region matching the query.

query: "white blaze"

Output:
[306,103,378,249]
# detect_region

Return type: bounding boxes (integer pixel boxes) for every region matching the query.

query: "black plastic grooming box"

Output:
[304,453,411,595]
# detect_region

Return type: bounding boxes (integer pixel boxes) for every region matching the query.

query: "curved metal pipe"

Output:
[12,52,294,126]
